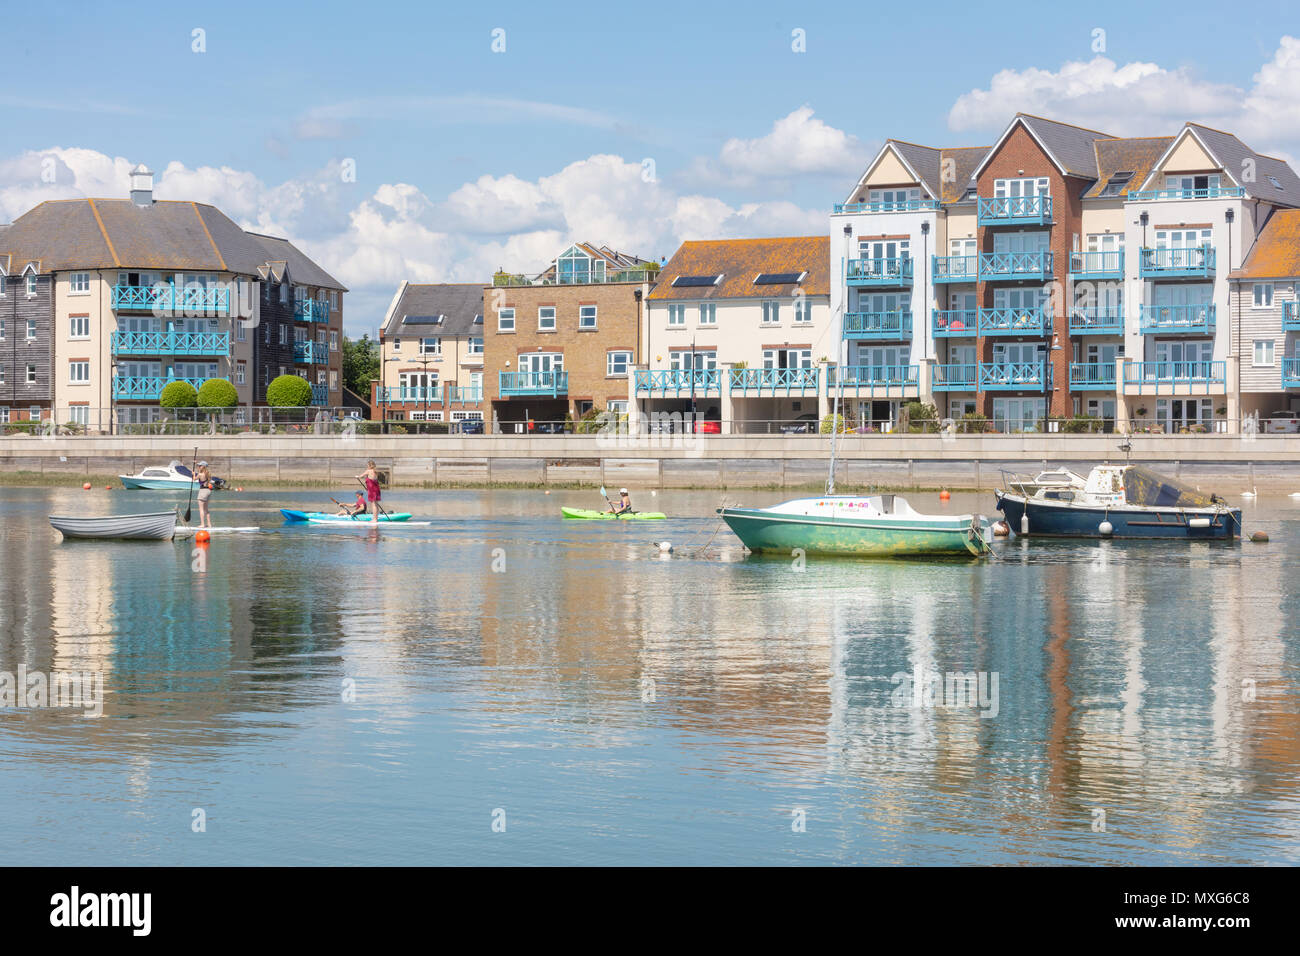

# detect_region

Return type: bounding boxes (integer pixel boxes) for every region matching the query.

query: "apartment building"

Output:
[1228,208,1300,419]
[374,282,486,425]
[0,257,53,426]
[483,243,655,432]
[638,237,831,433]
[830,114,1300,432]
[0,166,345,431]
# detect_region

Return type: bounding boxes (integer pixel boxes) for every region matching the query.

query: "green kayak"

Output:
[561,507,666,520]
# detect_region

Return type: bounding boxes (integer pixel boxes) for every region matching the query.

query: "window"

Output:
[236,321,246,342]
[1164,173,1221,196]
[468,337,484,355]
[698,303,716,326]
[1,319,7,339]
[330,370,339,391]
[0,365,4,383]
[264,321,271,344]
[1254,340,1275,366]
[26,365,36,384]
[236,361,246,385]
[329,330,338,351]
[794,298,812,324]
[607,350,633,376]
[0,276,5,295]
[26,275,38,296]
[667,304,686,326]
[579,305,597,329]
[868,187,921,210]
[393,337,402,350]
[65,406,87,426]
[69,316,89,339]
[0,407,6,422]
[1253,283,1274,308]
[761,300,780,325]
[419,337,441,355]
[279,282,288,304]
[669,349,716,370]
[993,177,1050,198]
[331,291,339,309]
[69,272,90,294]
[26,320,36,340]
[497,308,515,332]
[1097,171,1134,198]
[69,361,89,384]
[538,306,556,331]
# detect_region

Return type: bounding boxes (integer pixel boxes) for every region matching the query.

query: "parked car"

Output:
[694,419,721,434]
[780,413,818,434]
[457,418,484,435]
[1263,411,1300,433]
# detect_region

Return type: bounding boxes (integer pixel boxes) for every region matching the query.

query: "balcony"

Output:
[845,257,913,287]
[1069,363,1117,390]
[1068,308,1125,335]
[979,251,1054,282]
[980,362,1053,392]
[932,309,978,337]
[843,310,911,339]
[447,386,483,404]
[829,365,918,396]
[1127,186,1245,202]
[728,367,819,394]
[112,283,230,316]
[833,198,940,214]
[932,363,978,391]
[978,307,1052,336]
[1123,361,1227,393]
[294,299,331,323]
[293,341,329,364]
[1139,246,1215,278]
[932,255,979,283]
[1069,250,1124,280]
[633,369,721,397]
[378,385,443,404]
[1283,358,1300,388]
[310,384,328,407]
[112,375,208,400]
[1283,302,1300,331]
[111,330,230,356]
[1138,304,1215,335]
[499,371,568,397]
[977,195,1053,226]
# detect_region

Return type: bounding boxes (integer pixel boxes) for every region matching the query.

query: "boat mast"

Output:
[827,307,845,496]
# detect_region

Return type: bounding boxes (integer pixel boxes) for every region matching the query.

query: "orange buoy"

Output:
[195,530,211,544]
[1250,531,1269,543]
[105,485,112,490]
[939,489,951,501]
[82,482,92,490]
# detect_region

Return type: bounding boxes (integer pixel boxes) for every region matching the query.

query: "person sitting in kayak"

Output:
[610,488,633,515]
[335,491,366,517]
[357,460,382,524]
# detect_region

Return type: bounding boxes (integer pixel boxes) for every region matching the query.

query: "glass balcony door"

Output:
[993,230,1049,254]
[993,343,1045,364]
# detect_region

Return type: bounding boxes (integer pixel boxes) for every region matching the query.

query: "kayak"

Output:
[561,507,667,520]
[280,509,414,523]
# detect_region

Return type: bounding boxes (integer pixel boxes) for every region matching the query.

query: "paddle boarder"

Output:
[195,461,214,529]
[357,461,382,524]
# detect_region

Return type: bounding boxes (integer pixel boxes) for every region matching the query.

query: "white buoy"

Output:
[650,490,657,497]
[1098,520,1114,537]
[657,541,673,553]
[1020,513,1029,535]
[1289,492,1300,499]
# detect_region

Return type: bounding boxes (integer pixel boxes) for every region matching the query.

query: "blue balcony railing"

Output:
[294,299,331,323]
[1283,358,1300,388]
[1283,302,1300,331]
[1069,308,1125,335]
[1138,304,1215,334]
[829,365,918,394]
[1139,246,1215,278]
[833,198,940,214]
[111,330,230,356]
[112,375,209,400]
[1127,186,1245,202]
[978,307,1052,335]
[112,283,230,316]
[932,363,979,390]
[447,386,483,404]
[633,369,721,396]
[310,383,328,406]
[843,310,911,339]
[932,255,979,283]
[1069,362,1117,390]
[932,309,978,337]
[980,362,1053,391]
[1069,250,1124,279]
[977,195,1052,226]
[1123,361,1226,388]
[378,385,443,403]
[845,257,913,287]
[728,367,819,393]
[499,371,568,397]
[293,341,329,364]
[979,251,1054,281]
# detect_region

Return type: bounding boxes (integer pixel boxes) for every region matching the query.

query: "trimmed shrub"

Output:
[198,378,238,409]
[267,374,313,407]
[159,380,198,408]
[819,413,852,434]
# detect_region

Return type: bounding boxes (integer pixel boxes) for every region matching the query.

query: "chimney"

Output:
[129,164,154,207]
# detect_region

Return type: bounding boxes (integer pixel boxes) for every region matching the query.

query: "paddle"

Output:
[329,495,360,520]
[357,476,392,521]
[183,445,198,523]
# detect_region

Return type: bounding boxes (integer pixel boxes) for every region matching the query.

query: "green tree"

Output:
[159,380,198,408]
[342,334,380,397]
[267,374,313,407]
[197,378,238,409]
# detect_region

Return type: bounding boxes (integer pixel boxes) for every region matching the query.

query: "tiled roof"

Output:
[1083,137,1174,199]
[247,233,345,291]
[382,282,486,336]
[647,236,829,301]
[940,146,991,203]
[1230,208,1300,279]
[1016,113,1115,179]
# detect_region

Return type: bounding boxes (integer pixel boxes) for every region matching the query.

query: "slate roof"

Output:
[381,282,486,336]
[1230,208,1300,279]
[1179,124,1300,207]
[1013,113,1116,179]
[647,236,829,301]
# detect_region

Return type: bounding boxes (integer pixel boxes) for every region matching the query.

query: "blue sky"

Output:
[1,0,1297,335]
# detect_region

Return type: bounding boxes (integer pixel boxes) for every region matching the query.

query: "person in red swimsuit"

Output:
[356,460,382,524]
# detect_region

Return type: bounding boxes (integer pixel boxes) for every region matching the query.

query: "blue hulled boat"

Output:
[995,465,1242,540]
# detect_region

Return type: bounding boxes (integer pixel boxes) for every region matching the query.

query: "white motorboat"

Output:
[119,461,223,491]
[49,511,178,540]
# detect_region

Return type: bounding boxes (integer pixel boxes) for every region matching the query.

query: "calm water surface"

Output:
[1,484,1298,865]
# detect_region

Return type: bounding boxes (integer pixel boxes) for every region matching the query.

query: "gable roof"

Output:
[647,236,829,301]
[843,140,991,205]
[530,242,656,283]
[247,233,345,291]
[974,113,1116,181]
[1230,208,1300,279]
[381,282,486,336]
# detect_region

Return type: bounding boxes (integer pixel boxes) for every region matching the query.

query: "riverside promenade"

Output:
[2,434,1298,490]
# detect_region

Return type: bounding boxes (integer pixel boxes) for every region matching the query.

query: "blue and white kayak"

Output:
[280,509,415,524]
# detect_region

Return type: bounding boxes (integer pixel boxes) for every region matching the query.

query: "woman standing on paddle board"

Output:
[195,461,214,529]
[357,460,382,524]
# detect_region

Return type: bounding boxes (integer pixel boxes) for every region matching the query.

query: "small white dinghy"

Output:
[49,511,178,540]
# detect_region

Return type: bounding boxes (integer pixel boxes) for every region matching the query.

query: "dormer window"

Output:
[1097,171,1134,197]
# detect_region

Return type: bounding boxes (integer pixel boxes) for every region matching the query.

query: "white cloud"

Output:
[686,106,872,188]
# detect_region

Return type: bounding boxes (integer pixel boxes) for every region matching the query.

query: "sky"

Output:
[1,0,1298,337]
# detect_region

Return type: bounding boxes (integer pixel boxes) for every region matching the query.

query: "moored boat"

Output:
[50,511,178,540]
[720,495,991,557]
[120,461,226,491]
[995,464,1242,540]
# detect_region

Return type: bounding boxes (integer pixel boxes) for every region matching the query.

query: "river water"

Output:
[0,484,1297,865]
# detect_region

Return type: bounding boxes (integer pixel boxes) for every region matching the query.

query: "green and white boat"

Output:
[719,494,992,557]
